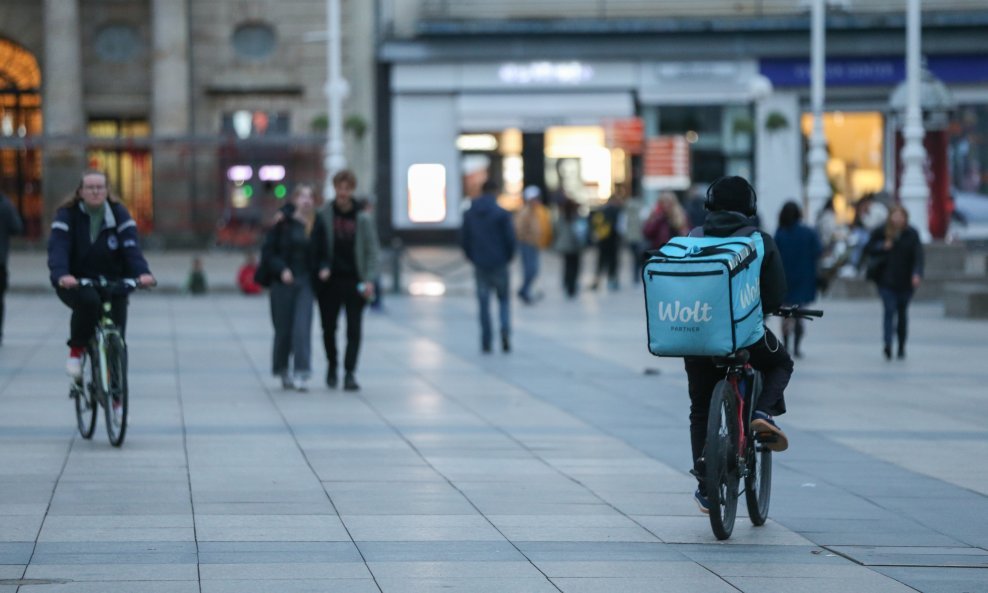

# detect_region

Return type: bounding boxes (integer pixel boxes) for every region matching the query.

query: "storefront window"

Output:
[87,119,154,232]
[950,105,988,195]
[0,39,42,239]
[800,111,884,222]
[407,163,447,223]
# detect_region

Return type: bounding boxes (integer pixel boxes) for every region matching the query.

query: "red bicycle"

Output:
[704,305,823,540]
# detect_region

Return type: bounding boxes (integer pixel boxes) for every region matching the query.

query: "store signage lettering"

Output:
[498,61,594,85]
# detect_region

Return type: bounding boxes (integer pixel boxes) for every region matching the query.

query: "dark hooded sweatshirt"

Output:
[460,194,516,271]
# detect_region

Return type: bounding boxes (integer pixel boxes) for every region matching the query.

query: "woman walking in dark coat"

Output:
[774,201,821,358]
[261,184,329,390]
[864,205,924,360]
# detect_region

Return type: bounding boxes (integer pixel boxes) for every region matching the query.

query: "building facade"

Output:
[377,0,988,238]
[0,0,376,246]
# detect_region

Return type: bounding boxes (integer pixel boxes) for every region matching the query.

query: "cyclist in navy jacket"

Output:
[47,170,154,379]
[683,176,793,515]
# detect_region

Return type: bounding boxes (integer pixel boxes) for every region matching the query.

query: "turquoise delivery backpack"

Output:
[642,228,765,357]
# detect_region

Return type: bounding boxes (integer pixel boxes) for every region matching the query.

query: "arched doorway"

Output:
[0,38,42,239]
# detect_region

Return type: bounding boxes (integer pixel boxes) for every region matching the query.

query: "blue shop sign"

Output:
[760,55,988,87]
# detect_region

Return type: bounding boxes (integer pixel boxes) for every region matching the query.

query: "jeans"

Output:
[317,277,367,373]
[270,281,314,377]
[519,244,540,300]
[878,287,912,349]
[684,328,793,472]
[474,266,510,348]
[56,286,128,348]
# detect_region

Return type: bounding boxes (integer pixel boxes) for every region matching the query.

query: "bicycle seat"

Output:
[712,350,750,367]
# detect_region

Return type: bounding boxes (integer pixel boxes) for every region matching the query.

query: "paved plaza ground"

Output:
[0,250,986,592]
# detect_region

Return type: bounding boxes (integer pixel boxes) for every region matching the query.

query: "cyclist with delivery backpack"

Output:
[641,176,793,514]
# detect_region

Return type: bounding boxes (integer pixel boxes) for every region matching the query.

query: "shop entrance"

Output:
[801,111,885,221]
[457,125,627,211]
[0,39,42,239]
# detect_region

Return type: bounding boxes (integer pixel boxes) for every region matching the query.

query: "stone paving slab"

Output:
[1,281,987,592]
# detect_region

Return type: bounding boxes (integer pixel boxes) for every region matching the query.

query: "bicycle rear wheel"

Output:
[705,380,740,540]
[103,334,129,447]
[744,434,773,525]
[73,352,98,439]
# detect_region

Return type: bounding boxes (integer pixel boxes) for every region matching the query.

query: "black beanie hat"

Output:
[706,176,757,216]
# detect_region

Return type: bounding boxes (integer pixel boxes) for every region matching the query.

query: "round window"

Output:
[232,23,276,61]
[94,24,141,63]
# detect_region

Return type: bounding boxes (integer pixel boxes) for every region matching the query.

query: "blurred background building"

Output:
[379,0,988,240]
[1,1,987,246]
[0,0,375,246]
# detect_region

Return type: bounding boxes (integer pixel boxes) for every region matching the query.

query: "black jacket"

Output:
[865,226,924,292]
[47,200,151,287]
[260,214,329,285]
[701,210,787,314]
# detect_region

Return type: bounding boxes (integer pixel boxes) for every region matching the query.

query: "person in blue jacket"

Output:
[774,201,822,358]
[47,170,155,379]
[460,179,516,353]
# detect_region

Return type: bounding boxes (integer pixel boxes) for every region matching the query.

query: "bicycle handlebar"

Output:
[78,277,155,290]
[774,305,824,319]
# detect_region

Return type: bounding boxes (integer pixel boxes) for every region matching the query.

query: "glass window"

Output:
[232,23,277,61]
[88,119,154,232]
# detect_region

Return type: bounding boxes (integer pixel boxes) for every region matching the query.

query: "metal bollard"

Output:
[390,237,403,295]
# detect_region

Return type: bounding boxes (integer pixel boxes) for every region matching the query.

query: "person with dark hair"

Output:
[47,170,155,380]
[461,179,516,353]
[774,200,822,357]
[0,191,22,345]
[589,193,624,291]
[315,170,380,391]
[681,176,793,515]
[864,204,924,360]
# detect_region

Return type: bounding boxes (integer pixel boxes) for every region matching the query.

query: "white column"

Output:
[899,0,930,241]
[324,0,349,200]
[151,0,193,242]
[804,0,830,222]
[42,0,85,215]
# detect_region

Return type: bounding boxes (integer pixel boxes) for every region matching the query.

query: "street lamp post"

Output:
[805,0,831,220]
[899,0,930,241]
[324,0,349,200]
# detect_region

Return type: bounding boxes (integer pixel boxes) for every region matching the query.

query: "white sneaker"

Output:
[280,373,293,390]
[66,356,82,379]
[294,377,309,392]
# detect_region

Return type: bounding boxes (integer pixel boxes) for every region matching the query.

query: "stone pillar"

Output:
[42,0,86,217]
[151,0,194,246]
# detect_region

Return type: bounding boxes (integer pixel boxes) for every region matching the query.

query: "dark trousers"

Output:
[270,281,314,376]
[628,241,644,285]
[0,265,6,340]
[594,238,619,286]
[474,266,510,348]
[879,287,912,350]
[317,277,366,373]
[56,286,128,348]
[683,328,793,470]
[562,252,581,297]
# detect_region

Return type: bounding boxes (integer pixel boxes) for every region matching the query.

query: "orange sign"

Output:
[643,136,691,190]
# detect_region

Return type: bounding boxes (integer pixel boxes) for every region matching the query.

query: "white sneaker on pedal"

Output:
[66,356,82,380]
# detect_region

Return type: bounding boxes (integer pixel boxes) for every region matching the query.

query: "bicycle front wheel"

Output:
[73,352,98,439]
[744,433,773,526]
[103,334,129,447]
[705,380,740,540]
